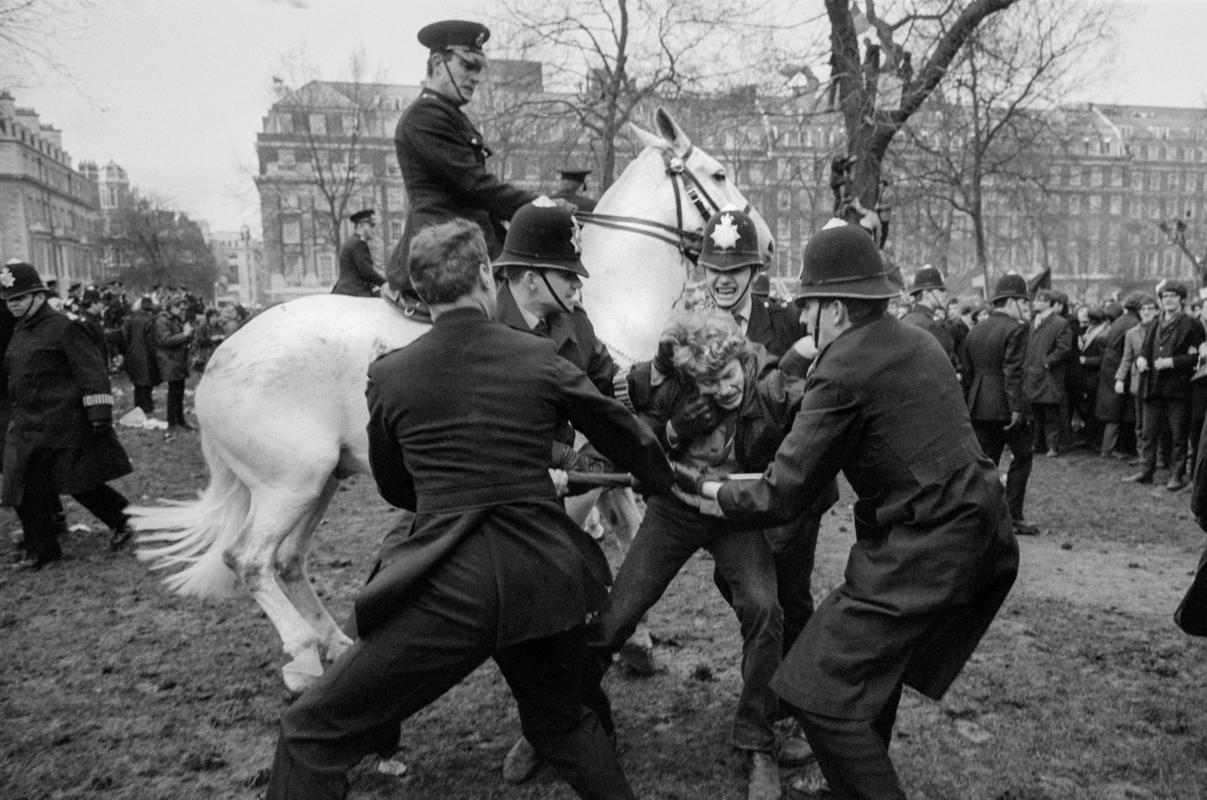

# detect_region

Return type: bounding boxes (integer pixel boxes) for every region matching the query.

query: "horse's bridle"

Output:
[577,145,753,267]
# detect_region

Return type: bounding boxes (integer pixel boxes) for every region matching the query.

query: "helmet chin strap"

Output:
[538,270,574,315]
[441,57,469,105]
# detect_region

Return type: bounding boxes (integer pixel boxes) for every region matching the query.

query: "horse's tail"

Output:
[131,430,247,598]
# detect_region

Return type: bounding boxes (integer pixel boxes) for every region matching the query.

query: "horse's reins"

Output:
[576,145,752,267]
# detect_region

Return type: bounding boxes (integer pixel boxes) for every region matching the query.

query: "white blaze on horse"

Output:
[130,109,774,692]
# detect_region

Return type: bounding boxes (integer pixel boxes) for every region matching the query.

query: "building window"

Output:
[309,114,326,136]
[282,219,301,244]
[317,252,335,283]
[1110,195,1122,214]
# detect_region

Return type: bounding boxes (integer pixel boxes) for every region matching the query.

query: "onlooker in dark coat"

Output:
[1075,305,1109,448]
[122,297,160,416]
[155,296,193,430]
[1,261,132,568]
[1124,281,1206,490]
[1098,297,1141,457]
[1023,289,1073,457]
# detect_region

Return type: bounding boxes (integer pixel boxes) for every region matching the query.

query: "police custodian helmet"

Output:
[910,264,946,295]
[0,260,50,300]
[699,209,763,272]
[990,272,1030,303]
[795,224,897,301]
[492,197,589,277]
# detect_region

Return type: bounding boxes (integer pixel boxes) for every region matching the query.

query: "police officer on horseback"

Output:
[388,19,539,312]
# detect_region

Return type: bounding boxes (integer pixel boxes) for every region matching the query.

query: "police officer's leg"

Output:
[267,533,498,800]
[797,705,907,800]
[71,484,129,532]
[971,419,1006,466]
[708,526,783,753]
[773,515,820,657]
[497,625,635,800]
[15,452,63,564]
[1004,419,1034,523]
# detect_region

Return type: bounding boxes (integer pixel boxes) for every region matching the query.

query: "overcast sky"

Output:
[9,0,1207,234]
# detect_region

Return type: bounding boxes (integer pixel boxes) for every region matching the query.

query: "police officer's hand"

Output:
[1115,380,1125,395]
[671,462,707,495]
[668,396,719,442]
[91,420,113,438]
[1003,411,1024,431]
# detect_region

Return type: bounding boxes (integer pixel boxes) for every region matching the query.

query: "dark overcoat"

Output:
[1023,312,1072,405]
[355,307,672,637]
[1,302,132,504]
[1140,312,1206,402]
[122,310,160,386]
[331,236,385,297]
[960,310,1030,422]
[1095,310,1139,422]
[716,316,1018,719]
[387,89,536,294]
[155,311,191,382]
[902,304,956,367]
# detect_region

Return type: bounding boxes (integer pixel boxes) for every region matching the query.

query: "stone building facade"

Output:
[0,91,100,287]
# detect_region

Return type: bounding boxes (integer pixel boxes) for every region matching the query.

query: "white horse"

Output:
[131,108,774,691]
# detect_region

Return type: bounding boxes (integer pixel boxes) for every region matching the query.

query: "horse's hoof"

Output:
[282,648,323,692]
[325,635,353,662]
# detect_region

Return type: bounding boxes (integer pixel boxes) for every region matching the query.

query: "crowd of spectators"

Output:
[56,281,250,428]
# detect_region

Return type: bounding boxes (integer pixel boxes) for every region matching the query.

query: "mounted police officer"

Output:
[387,19,539,313]
[688,224,1018,800]
[331,209,385,297]
[1,261,133,569]
[550,168,597,213]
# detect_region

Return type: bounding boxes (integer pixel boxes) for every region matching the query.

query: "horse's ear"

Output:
[654,108,692,157]
[627,120,663,151]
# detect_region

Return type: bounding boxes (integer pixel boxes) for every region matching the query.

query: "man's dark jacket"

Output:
[902,303,956,366]
[1139,311,1206,402]
[121,309,160,386]
[356,308,672,637]
[1095,310,1139,421]
[1023,312,1072,405]
[961,310,1030,421]
[1,302,132,505]
[332,235,385,297]
[717,316,1018,719]
[387,89,537,295]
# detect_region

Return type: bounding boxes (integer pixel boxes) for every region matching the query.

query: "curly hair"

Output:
[660,308,750,379]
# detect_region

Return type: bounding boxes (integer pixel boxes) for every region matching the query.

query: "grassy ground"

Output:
[2,383,1206,799]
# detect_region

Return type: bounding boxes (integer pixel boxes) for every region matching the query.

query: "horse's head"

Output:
[580,108,775,365]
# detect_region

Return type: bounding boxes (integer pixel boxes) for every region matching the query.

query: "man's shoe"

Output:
[502,736,541,784]
[109,526,132,550]
[1166,475,1187,492]
[1045,449,1059,458]
[618,633,657,675]
[1122,471,1153,484]
[1012,520,1040,536]
[10,554,59,571]
[169,422,195,432]
[744,751,781,800]
[776,722,814,767]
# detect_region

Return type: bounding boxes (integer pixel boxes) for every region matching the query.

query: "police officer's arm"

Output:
[353,240,386,287]
[365,366,417,511]
[62,322,117,427]
[571,308,617,396]
[715,372,856,526]
[401,107,536,218]
[1004,324,1029,416]
[552,354,673,494]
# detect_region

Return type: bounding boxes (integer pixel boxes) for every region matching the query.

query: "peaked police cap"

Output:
[349,209,375,224]
[0,260,50,300]
[492,199,589,277]
[795,224,896,301]
[418,20,490,55]
[699,209,763,272]
[990,273,1030,302]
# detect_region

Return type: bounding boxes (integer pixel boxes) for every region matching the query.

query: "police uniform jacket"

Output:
[122,310,160,386]
[1022,312,1072,405]
[355,307,672,637]
[716,316,1018,719]
[155,311,192,382]
[388,89,537,293]
[75,310,108,364]
[1,302,132,505]
[960,310,1029,422]
[747,294,803,357]
[332,235,385,297]
[1140,311,1206,402]
[1095,310,1139,422]
[902,304,957,368]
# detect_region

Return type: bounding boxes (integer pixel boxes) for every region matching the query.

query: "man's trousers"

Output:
[267,530,632,800]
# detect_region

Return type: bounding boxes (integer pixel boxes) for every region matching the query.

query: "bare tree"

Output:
[0,0,95,86]
[100,192,218,294]
[824,0,1021,234]
[893,1,1114,292]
